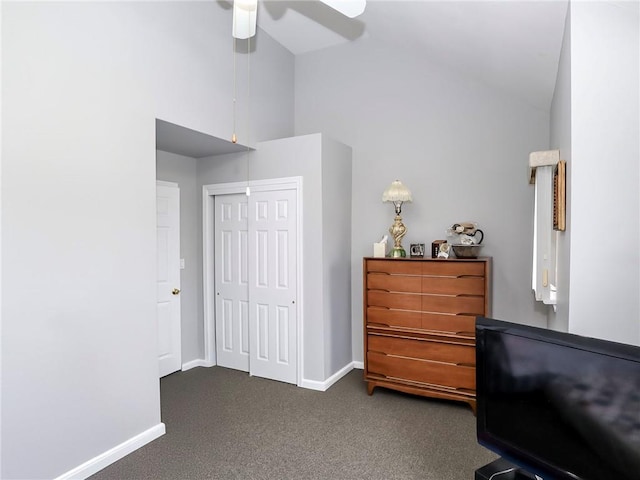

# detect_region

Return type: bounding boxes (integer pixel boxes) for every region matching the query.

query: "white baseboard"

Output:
[352,361,364,369]
[54,423,165,480]
[182,359,214,371]
[299,362,355,391]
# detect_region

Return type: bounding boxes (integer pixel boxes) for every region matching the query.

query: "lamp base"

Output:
[389,247,406,258]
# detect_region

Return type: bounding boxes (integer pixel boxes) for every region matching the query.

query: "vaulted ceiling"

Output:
[237,0,569,111]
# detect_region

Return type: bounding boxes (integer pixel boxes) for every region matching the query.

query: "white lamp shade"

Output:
[232,0,258,39]
[382,180,413,203]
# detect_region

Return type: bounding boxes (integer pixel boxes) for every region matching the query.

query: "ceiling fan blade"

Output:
[232,0,258,39]
[319,0,366,18]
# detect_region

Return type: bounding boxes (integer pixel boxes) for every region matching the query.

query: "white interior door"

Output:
[248,189,297,384]
[213,187,297,384]
[214,194,250,372]
[157,181,182,378]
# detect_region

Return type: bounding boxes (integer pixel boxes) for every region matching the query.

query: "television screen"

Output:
[476,317,640,480]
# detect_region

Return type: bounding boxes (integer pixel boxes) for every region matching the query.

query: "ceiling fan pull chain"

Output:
[246,31,251,196]
[232,36,238,144]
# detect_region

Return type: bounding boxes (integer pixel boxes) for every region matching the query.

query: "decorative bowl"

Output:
[451,244,483,259]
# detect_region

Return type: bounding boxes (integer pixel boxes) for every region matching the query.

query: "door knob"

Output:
[172,288,181,295]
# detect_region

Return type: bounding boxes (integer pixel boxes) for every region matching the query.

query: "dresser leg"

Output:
[366,382,375,395]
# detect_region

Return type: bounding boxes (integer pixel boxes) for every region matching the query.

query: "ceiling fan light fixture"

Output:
[232,0,258,39]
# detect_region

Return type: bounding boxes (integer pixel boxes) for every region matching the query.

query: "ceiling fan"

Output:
[232,0,367,39]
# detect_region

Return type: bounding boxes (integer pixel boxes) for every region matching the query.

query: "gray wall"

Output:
[198,141,324,380]
[198,142,322,382]
[549,7,572,333]
[321,137,353,375]
[537,0,639,346]
[2,2,294,478]
[198,141,325,381]
[294,36,551,363]
[563,1,639,345]
[197,134,352,382]
[156,151,201,363]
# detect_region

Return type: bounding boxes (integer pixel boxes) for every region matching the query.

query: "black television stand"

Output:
[475,458,540,480]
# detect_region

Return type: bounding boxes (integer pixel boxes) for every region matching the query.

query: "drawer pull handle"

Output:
[370,350,388,355]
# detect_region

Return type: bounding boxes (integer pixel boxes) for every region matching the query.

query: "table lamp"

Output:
[382,180,413,258]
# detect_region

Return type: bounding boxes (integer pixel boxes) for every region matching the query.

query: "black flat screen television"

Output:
[476,317,640,480]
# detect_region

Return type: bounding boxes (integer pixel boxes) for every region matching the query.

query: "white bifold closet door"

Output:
[214,189,297,384]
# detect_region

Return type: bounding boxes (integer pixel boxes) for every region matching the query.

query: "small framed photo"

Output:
[431,240,446,258]
[410,243,425,258]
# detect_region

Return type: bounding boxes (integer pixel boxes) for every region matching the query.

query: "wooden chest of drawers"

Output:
[363,257,491,413]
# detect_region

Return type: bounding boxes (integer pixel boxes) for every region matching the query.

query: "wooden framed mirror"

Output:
[553,160,566,231]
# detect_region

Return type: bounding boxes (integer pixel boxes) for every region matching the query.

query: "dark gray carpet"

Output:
[90,367,497,479]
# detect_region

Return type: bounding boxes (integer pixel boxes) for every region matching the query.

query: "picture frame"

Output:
[554,160,566,231]
[410,243,425,258]
[431,240,446,258]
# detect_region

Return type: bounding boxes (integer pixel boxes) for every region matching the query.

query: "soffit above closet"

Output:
[156,119,249,159]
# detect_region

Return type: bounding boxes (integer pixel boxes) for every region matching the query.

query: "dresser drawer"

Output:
[422,276,485,295]
[368,334,475,365]
[367,307,422,329]
[422,295,485,315]
[367,273,421,292]
[366,259,422,275]
[368,309,477,336]
[368,291,421,310]
[422,313,476,335]
[367,351,476,391]
[421,261,485,277]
